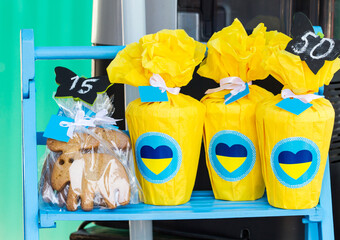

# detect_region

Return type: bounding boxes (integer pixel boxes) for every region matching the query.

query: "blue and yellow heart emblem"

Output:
[271,137,320,188]
[215,143,247,173]
[140,145,173,175]
[278,150,312,180]
[209,130,256,182]
[136,132,182,184]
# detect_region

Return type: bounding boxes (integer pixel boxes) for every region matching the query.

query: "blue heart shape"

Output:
[278,150,313,164]
[216,143,247,157]
[140,145,173,159]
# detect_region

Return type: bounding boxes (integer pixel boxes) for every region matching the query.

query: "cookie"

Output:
[92,127,130,150]
[51,152,130,211]
[46,132,100,153]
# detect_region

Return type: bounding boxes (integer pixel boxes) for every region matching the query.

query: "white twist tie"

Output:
[205,77,251,103]
[60,110,96,138]
[93,109,122,126]
[149,73,181,95]
[281,89,324,103]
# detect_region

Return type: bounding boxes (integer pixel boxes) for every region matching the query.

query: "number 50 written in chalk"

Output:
[292,32,335,60]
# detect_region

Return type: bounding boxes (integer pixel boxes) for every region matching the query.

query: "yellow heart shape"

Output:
[279,162,312,180]
[217,155,247,173]
[142,158,172,175]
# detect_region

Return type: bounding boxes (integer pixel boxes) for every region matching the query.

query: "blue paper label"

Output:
[139,86,169,102]
[271,137,320,188]
[208,130,256,181]
[135,132,182,184]
[43,115,74,142]
[276,98,312,115]
[224,83,249,105]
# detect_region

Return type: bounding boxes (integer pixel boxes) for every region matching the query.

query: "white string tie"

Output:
[281,89,324,103]
[205,77,251,103]
[149,74,180,95]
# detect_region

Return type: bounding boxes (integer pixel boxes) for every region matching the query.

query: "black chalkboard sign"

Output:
[54,67,112,104]
[285,12,340,74]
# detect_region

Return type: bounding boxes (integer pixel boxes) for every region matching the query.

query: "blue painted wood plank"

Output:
[39,191,321,228]
[319,160,334,240]
[35,46,125,60]
[21,29,35,99]
[21,29,39,240]
[36,132,47,145]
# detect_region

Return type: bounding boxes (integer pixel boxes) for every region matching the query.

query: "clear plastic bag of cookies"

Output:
[39,93,142,211]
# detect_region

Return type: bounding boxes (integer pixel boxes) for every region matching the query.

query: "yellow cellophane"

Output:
[107,29,206,205]
[126,94,205,205]
[201,85,273,200]
[256,95,334,209]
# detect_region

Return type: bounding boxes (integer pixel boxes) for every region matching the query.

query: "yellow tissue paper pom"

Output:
[107,29,206,88]
[265,49,340,94]
[197,18,291,83]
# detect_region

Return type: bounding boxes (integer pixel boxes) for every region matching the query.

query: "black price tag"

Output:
[285,12,340,74]
[54,67,112,105]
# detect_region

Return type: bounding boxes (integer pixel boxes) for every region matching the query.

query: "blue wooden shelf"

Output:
[21,29,334,240]
[39,191,322,228]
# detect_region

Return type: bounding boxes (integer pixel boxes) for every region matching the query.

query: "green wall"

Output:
[2,1,340,240]
[0,1,92,239]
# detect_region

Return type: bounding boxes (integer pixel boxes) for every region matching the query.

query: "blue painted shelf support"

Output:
[21,29,335,240]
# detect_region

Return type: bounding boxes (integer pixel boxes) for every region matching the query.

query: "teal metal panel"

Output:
[0,1,93,239]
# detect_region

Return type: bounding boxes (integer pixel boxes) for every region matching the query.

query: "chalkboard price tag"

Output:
[285,12,340,74]
[54,67,112,105]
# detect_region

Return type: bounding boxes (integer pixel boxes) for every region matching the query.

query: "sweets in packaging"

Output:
[197,19,290,201]
[107,30,206,205]
[40,79,140,211]
[256,21,340,208]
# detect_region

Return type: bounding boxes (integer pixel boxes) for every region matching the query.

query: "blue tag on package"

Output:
[139,86,169,102]
[43,115,73,142]
[45,106,118,142]
[276,98,313,115]
[224,83,250,105]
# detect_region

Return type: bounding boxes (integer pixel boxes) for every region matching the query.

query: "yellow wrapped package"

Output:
[256,47,340,209]
[197,19,290,201]
[107,30,206,205]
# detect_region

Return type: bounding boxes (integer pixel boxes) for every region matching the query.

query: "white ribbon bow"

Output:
[60,110,95,138]
[93,109,122,126]
[205,77,251,103]
[149,74,180,95]
[281,89,324,103]
[60,109,121,138]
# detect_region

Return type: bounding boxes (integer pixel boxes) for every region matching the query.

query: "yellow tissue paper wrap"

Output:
[201,85,273,200]
[107,29,206,88]
[255,48,340,209]
[107,29,206,205]
[198,19,288,201]
[266,50,340,94]
[198,19,291,83]
[126,94,205,205]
